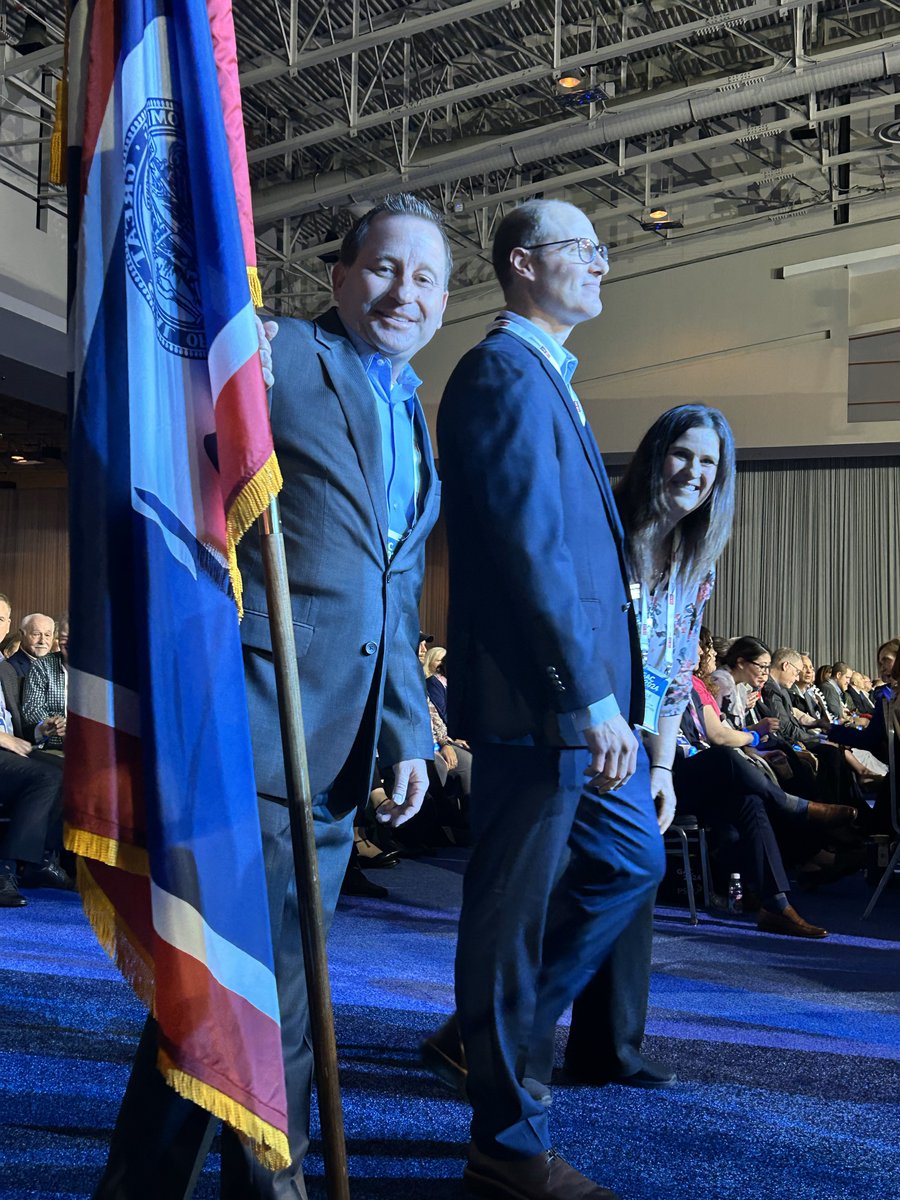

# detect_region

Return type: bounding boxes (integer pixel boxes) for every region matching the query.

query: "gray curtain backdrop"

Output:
[608,456,900,676]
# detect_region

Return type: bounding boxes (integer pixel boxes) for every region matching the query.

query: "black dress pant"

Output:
[672,747,790,900]
[0,746,63,864]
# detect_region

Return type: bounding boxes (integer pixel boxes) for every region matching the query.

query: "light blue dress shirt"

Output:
[345,328,422,556]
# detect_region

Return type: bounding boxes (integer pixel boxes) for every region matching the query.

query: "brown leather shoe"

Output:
[464,1144,619,1199]
[757,904,827,939]
[805,802,857,827]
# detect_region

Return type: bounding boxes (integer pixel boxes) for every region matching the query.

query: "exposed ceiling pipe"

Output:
[253,40,900,227]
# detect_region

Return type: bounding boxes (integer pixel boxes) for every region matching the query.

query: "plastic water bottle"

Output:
[727,872,743,914]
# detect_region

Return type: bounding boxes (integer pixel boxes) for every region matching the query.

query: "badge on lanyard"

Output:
[631,574,676,735]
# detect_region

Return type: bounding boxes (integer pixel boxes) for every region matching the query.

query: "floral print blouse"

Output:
[641,569,715,720]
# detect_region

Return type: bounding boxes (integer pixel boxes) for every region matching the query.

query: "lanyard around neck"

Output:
[631,569,676,673]
[489,317,586,425]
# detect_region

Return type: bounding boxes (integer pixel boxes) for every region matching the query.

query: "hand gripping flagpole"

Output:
[257,497,351,1200]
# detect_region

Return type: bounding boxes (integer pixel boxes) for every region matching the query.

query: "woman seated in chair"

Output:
[675,627,855,908]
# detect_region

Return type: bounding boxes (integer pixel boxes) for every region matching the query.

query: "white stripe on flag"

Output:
[208,302,259,407]
[67,667,141,737]
[150,880,281,1025]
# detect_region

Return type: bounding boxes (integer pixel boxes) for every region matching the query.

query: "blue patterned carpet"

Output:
[1,851,899,1200]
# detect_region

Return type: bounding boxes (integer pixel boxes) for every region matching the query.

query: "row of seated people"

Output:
[669,629,898,927]
[0,603,72,908]
[345,624,898,934]
[342,634,474,897]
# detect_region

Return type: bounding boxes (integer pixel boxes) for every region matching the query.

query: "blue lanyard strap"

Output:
[489,318,586,425]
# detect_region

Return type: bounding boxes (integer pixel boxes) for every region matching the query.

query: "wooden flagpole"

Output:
[257,497,351,1200]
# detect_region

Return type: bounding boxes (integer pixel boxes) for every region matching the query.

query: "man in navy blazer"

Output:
[437,200,664,1200]
[94,194,449,1200]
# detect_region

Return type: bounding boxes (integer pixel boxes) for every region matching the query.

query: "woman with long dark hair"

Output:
[562,405,834,1094]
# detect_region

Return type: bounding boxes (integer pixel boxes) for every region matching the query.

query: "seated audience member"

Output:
[0,656,71,906]
[791,655,830,724]
[52,615,69,656]
[674,636,829,937]
[7,613,55,679]
[429,697,472,802]
[341,785,400,900]
[21,649,67,750]
[0,634,20,659]
[847,672,875,715]
[874,638,898,697]
[417,630,434,665]
[709,637,780,737]
[424,645,449,724]
[760,649,828,748]
[822,662,852,720]
[828,645,899,834]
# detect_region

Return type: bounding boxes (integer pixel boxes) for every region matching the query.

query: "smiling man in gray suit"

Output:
[95,193,450,1200]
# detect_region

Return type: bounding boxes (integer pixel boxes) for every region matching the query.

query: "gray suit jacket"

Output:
[236,308,439,802]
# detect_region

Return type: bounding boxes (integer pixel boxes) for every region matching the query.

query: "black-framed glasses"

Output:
[520,237,608,264]
[749,660,771,673]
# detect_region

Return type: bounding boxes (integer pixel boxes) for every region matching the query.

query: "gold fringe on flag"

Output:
[76,857,155,1011]
[226,451,283,617]
[160,1050,291,1172]
[49,76,67,186]
[65,823,150,876]
[48,4,70,187]
[247,266,263,309]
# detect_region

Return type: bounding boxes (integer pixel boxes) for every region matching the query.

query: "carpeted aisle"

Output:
[1,851,898,1200]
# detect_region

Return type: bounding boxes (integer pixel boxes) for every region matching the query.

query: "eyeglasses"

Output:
[520,237,608,264]
[749,661,771,673]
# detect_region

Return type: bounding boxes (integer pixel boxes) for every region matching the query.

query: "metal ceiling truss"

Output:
[3,2,900,314]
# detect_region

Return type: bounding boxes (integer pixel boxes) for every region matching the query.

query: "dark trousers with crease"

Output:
[560,895,656,1081]
[0,746,63,864]
[455,740,664,1160]
[672,747,790,900]
[92,792,355,1200]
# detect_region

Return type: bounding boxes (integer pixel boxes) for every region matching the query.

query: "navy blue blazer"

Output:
[437,326,643,746]
[236,308,439,801]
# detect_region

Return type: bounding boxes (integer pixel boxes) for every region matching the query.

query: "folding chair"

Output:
[663,814,710,925]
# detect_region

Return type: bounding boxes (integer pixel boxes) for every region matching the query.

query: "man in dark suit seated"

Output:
[0,653,69,906]
[94,193,449,1200]
[822,661,852,720]
[6,612,55,679]
[437,199,663,1200]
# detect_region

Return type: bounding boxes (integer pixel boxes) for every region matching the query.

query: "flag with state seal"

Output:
[63,0,289,1168]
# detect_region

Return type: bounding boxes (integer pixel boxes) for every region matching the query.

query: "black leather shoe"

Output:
[464,1144,619,1199]
[0,873,26,907]
[340,862,388,899]
[421,1018,467,1099]
[18,860,75,890]
[351,840,400,869]
[563,1057,676,1090]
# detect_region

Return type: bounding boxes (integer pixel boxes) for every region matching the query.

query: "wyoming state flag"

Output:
[64,0,288,1168]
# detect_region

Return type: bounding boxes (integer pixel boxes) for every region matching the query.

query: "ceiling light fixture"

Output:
[556,67,585,91]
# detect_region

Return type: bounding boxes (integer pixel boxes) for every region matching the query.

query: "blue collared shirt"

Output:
[345,328,422,556]
[496,310,579,389]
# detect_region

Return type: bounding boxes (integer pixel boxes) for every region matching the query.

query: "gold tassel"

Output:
[159,1050,291,1172]
[65,823,150,876]
[226,452,283,617]
[247,266,263,309]
[76,858,156,1011]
